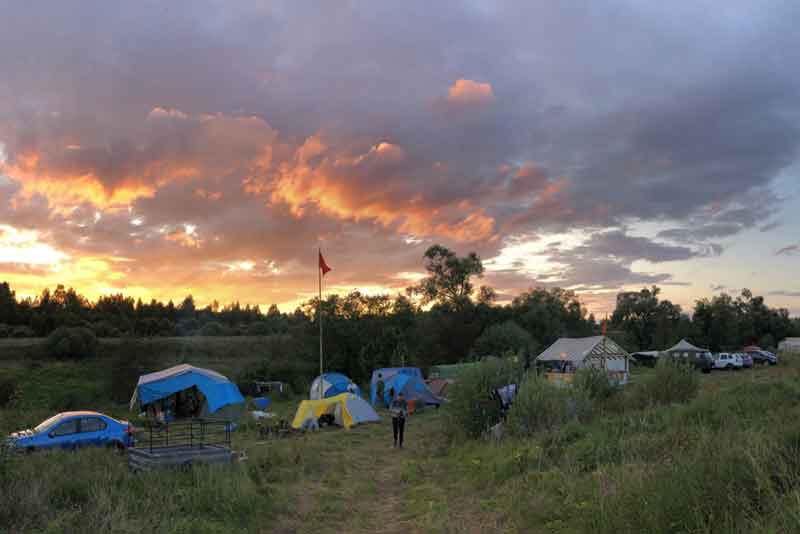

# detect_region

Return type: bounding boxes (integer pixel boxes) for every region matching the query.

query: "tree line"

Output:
[1,244,798,383]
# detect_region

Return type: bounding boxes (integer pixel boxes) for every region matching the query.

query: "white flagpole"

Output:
[318,247,323,399]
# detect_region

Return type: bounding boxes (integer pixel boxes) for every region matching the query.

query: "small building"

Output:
[779,338,800,353]
[536,336,630,385]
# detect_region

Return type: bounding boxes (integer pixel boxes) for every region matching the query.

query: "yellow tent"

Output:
[291,393,379,430]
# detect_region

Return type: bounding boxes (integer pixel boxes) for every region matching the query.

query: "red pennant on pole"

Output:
[319,251,331,276]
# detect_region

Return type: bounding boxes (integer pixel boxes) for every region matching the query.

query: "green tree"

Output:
[408,245,484,308]
[471,320,536,360]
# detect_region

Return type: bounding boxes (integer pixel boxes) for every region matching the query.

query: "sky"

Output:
[0,1,799,315]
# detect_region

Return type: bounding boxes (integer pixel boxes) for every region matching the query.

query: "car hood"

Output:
[8,429,34,440]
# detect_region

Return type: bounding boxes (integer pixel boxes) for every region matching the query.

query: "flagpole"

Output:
[318,247,323,399]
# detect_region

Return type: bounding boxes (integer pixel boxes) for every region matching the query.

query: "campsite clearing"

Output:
[3,355,800,532]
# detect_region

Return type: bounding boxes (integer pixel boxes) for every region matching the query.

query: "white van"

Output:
[712,352,743,370]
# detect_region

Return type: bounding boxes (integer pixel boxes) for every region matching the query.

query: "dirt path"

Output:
[268,412,428,534]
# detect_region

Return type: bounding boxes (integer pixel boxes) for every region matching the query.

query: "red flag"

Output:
[601,320,607,336]
[319,251,331,276]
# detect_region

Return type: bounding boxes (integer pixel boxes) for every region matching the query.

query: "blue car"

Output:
[6,411,134,452]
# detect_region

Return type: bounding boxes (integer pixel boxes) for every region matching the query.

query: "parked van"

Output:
[713,353,743,370]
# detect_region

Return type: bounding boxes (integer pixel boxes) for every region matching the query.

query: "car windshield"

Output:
[33,414,64,433]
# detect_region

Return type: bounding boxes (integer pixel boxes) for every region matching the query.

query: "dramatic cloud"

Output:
[777,244,800,256]
[446,79,495,105]
[0,1,799,313]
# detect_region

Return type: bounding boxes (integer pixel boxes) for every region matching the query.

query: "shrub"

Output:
[10,325,34,338]
[90,320,121,338]
[573,366,617,402]
[108,338,160,404]
[46,327,97,360]
[471,320,536,360]
[0,375,18,407]
[629,357,699,408]
[195,321,232,336]
[0,324,10,338]
[445,357,523,439]
[506,375,591,437]
[246,321,272,336]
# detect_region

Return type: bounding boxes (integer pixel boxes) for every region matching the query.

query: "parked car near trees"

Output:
[712,353,743,370]
[6,411,134,452]
[737,353,753,368]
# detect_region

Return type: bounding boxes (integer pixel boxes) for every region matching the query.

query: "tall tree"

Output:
[408,245,484,308]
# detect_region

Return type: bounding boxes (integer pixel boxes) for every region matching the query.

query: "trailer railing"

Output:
[135,419,232,453]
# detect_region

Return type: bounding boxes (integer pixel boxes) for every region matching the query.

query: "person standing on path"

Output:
[390,391,408,448]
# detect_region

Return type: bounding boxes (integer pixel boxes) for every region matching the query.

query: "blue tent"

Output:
[370,367,423,405]
[380,373,442,408]
[309,372,362,400]
[129,364,245,419]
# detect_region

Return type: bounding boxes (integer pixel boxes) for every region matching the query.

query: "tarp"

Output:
[129,364,245,417]
[291,393,379,430]
[309,373,361,400]
[369,367,423,404]
[496,384,517,406]
[381,373,442,407]
[426,378,450,398]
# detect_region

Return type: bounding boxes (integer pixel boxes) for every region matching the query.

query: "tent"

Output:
[291,393,379,430]
[429,362,479,380]
[665,339,709,355]
[631,350,660,367]
[369,367,423,404]
[129,364,245,420]
[536,336,630,384]
[380,373,442,407]
[309,373,361,400]
[426,378,450,398]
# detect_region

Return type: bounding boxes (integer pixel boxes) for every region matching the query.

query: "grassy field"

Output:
[0,336,279,375]
[2,353,800,533]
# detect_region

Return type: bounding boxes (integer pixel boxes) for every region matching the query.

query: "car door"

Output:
[47,418,80,449]
[77,417,109,448]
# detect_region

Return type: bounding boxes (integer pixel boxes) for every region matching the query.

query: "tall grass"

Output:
[445,357,523,439]
[628,357,699,408]
[505,375,591,437]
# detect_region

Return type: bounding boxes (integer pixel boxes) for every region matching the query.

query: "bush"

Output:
[236,335,316,395]
[108,338,160,404]
[629,357,699,408]
[10,325,34,338]
[573,366,617,402]
[0,324,10,338]
[91,320,121,338]
[471,320,536,360]
[506,375,591,437]
[46,327,97,360]
[195,321,232,337]
[246,321,272,336]
[0,375,18,407]
[445,357,523,439]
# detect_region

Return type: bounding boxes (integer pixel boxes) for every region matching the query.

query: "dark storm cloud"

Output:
[1,1,800,304]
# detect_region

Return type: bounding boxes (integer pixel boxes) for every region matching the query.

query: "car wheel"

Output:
[106,441,126,455]
[726,364,733,370]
